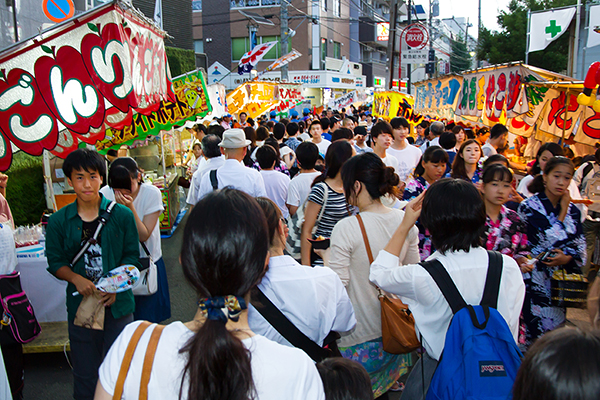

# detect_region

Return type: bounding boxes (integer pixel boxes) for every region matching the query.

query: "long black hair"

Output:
[451,139,482,180]
[513,327,600,400]
[313,140,354,186]
[341,152,399,204]
[481,163,513,184]
[179,189,269,400]
[414,145,448,178]
[529,142,563,176]
[528,156,574,194]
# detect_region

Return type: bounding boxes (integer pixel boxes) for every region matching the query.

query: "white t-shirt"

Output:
[198,159,267,200]
[286,171,321,209]
[98,321,325,400]
[260,170,291,219]
[313,139,331,156]
[482,142,497,157]
[387,141,423,182]
[186,156,226,206]
[100,184,164,260]
[381,154,399,172]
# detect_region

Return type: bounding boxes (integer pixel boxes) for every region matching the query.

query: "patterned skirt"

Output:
[339,337,411,398]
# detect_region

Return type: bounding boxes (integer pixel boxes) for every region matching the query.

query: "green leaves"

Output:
[41,45,53,55]
[87,23,99,33]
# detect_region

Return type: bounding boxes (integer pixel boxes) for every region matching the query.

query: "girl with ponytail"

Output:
[329,152,420,398]
[95,189,325,400]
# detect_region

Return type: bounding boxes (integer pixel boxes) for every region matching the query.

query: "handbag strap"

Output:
[139,324,166,400]
[113,321,152,400]
[140,241,152,259]
[356,214,374,264]
[70,201,117,268]
[252,288,330,362]
[315,182,329,225]
[210,169,218,191]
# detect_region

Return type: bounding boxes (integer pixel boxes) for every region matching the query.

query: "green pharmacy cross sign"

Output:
[546,20,561,38]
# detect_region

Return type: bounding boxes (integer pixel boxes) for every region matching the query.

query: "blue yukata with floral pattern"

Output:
[447,166,482,184]
[403,176,432,261]
[517,192,586,350]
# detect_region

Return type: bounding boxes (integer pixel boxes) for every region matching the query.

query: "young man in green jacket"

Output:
[46,149,140,400]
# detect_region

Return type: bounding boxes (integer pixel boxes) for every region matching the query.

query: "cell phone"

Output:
[538,251,557,262]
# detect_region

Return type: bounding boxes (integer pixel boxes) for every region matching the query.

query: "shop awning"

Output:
[0,1,175,170]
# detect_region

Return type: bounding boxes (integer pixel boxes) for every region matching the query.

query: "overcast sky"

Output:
[438,0,512,37]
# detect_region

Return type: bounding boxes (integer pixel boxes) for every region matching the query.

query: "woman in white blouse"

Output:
[100,157,171,323]
[329,152,420,398]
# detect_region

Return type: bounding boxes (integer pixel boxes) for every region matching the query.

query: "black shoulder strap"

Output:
[480,251,503,309]
[252,288,329,362]
[419,259,467,314]
[70,201,117,267]
[209,169,218,191]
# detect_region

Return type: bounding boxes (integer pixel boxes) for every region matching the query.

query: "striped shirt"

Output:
[308,182,351,239]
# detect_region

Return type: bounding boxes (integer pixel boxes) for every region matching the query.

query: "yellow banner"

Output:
[226,81,303,119]
[372,91,424,126]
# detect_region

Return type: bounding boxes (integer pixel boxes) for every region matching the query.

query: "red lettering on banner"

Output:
[485,75,495,113]
[548,92,579,130]
[582,109,600,139]
[493,73,506,120]
[506,71,521,111]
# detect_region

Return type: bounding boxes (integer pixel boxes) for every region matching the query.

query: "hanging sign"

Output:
[95,70,211,153]
[0,2,174,170]
[226,81,303,119]
[401,23,429,65]
[414,76,463,119]
[373,91,425,126]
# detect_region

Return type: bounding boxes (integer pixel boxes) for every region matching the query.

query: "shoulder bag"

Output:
[252,287,341,362]
[112,321,165,400]
[132,242,158,296]
[0,271,42,344]
[356,213,420,354]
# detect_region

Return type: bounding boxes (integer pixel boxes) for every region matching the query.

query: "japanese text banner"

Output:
[0,2,174,170]
[226,81,303,119]
[373,91,425,126]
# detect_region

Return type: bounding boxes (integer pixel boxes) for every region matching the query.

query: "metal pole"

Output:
[387,0,398,89]
[428,0,433,78]
[281,0,289,81]
[407,0,412,94]
[525,10,531,64]
[11,0,18,42]
[573,0,581,78]
[477,0,481,68]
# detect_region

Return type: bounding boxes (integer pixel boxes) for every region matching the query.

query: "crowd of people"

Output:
[1,103,600,400]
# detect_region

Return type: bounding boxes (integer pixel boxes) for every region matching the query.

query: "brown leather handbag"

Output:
[356,214,420,354]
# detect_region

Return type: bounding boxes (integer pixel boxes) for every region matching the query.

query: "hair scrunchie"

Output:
[198,295,247,323]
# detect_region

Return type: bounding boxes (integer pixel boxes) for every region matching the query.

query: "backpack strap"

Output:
[580,162,595,191]
[480,251,503,309]
[420,259,468,315]
[139,324,166,400]
[113,321,152,400]
[209,169,218,191]
[252,287,330,362]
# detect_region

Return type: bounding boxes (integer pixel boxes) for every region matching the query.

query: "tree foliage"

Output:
[450,35,472,73]
[477,0,577,73]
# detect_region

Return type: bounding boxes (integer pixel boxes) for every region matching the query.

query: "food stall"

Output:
[96,69,212,235]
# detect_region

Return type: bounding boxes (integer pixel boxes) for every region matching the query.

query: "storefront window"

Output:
[333,41,341,59]
[232,36,282,61]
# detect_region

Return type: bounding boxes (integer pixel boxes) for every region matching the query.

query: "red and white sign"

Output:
[401,23,429,65]
[402,23,429,49]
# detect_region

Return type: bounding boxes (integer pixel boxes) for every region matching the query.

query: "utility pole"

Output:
[387,0,398,89]
[476,0,481,68]
[281,0,289,81]
[407,0,412,94]
[428,0,433,78]
[10,0,18,42]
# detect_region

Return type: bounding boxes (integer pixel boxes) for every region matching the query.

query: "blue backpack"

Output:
[420,251,523,400]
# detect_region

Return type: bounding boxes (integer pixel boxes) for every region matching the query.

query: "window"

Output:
[192,0,201,11]
[194,40,204,53]
[231,0,281,8]
[333,41,341,59]
[232,36,283,61]
[321,38,327,63]
[333,0,340,17]
[321,0,327,11]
